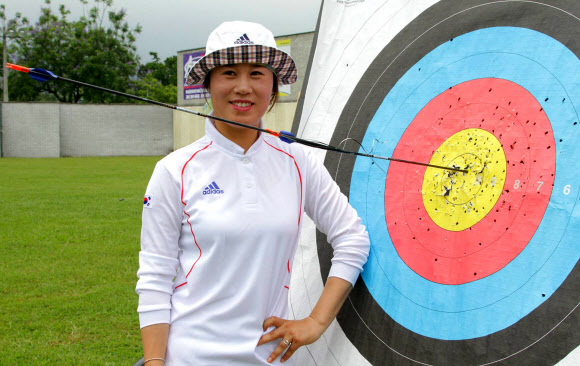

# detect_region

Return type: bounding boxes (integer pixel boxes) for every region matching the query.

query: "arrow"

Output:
[6,63,467,173]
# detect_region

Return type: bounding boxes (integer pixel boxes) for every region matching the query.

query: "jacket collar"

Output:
[205,116,264,156]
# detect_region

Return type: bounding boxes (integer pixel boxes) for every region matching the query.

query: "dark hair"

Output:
[203,68,280,112]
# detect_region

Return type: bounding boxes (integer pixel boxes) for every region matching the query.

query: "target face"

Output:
[303,1,580,365]
[384,78,556,286]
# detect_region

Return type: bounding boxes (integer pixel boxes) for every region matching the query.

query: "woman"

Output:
[136,21,370,365]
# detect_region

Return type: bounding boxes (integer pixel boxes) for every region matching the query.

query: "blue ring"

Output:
[350,27,580,340]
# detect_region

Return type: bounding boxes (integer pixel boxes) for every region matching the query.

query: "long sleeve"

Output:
[304,151,370,285]
[136,161,182,328]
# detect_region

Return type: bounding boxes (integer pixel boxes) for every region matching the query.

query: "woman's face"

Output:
[208,63,274,128]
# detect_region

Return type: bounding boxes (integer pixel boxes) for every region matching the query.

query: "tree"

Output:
[133,73,177,104]
[7,0,141,103]
[139,52,177,87]
[133,52,177,103]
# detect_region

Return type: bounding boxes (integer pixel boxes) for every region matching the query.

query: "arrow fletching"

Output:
[29,68,58,82]
[279,131,296,144]
[6,63,58,82]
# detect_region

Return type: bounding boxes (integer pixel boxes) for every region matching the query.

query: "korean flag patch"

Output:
[143,195,154,208]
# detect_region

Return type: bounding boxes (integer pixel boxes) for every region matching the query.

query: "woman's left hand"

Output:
[257,315,326,363]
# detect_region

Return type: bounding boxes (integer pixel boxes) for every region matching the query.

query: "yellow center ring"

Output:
[422,128,507,231]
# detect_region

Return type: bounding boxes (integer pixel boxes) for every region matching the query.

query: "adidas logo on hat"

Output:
[234,33,254,45]
[203,181,224,195]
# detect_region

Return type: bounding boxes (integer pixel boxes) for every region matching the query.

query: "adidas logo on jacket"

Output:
[203,181,224,195]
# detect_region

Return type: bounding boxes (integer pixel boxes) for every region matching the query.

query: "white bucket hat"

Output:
[185,21,297,86]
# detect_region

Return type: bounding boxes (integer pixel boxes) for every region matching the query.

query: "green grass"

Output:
[0,157,162,365]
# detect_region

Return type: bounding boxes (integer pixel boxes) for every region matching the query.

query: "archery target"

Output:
[292,1,580,365]
[351,26,576,340]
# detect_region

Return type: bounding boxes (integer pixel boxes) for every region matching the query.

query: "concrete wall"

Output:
[59,104,172,157]
[1,103,173,158]
[2,103,61,158]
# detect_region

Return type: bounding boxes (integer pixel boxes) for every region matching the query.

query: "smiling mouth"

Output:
[231,101,253,107]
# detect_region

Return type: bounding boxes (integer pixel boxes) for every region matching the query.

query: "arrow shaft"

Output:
[9,63,467,173]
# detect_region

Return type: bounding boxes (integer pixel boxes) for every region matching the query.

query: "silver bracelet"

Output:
[144,357,165,364]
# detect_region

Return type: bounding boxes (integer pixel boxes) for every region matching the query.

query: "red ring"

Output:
[384,78,555,285]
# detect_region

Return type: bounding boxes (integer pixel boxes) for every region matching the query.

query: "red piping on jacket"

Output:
[264,141,303,292]
[176,141,213,289]
[264,141,303,226]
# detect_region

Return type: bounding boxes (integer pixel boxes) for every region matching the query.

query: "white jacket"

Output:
[136,119,370,365]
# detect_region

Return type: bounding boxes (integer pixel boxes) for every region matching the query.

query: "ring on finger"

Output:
[283,339,291,347]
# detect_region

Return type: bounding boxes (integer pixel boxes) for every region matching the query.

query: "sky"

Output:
[5,0,322,62]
